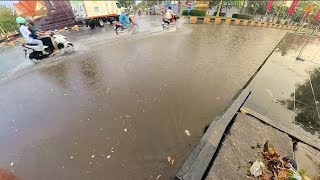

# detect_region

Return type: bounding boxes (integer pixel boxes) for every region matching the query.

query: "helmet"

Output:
[121,7,126,13]
[16,16,26,24]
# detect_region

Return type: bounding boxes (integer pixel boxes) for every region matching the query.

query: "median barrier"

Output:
[182,16,313,32]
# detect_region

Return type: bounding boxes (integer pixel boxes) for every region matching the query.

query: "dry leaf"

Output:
[268,148,275,156]
[277,170,288,180]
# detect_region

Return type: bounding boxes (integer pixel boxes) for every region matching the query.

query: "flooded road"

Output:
[244,32,320,140]
[0,22,286,179]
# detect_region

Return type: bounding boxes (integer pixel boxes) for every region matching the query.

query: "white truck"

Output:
[69,0,122,28]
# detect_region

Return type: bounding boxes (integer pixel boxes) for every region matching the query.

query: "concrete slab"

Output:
[176,90,250,180]
[294,142,320,179]
[206,113,293,180]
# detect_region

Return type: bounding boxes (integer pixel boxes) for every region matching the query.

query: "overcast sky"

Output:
[0,1,17,8]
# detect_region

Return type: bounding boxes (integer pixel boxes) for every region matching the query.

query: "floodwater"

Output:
[244,32,320,139]
[0,21,286,179]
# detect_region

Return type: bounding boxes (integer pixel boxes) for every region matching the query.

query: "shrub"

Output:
[275,19,281,24]
[231,14,252,20]
[182,9,206,17]
[283,21,289,25]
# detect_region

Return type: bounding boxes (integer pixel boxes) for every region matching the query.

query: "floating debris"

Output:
[216,96,220,100]
[107,155,111,159]
[99,128,103,131]
[70,156,74,159]
[91,155,95,159]
[171,159,175,165]
[156,175,161,180]
[126,115,131,118]
[167,156,171,163]
[124,128,128,132]
[89,161,92,165]
[10,162,14,166]
[184,130,191,136]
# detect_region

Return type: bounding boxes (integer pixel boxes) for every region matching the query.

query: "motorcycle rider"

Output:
[25,17,55,53]
[119,7,130,29]
[165,6,175,23]
[16,16,46,53]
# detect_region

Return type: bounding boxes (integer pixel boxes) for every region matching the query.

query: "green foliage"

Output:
[246,0,267,15]
[0,5,17,33]
[182,9,206,17]
[290,1,320,23]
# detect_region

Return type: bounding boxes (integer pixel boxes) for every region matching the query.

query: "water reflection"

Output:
[281,68,320,137]
[276,33,308,56]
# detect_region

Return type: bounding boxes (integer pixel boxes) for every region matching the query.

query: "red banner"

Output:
[287,0,299,16]
[313,11,320,23]
[266,0,274,12]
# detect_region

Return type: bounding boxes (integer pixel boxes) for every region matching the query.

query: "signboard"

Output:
[265,0,274,12]
[304,4,313,13]
[287,0,299,16]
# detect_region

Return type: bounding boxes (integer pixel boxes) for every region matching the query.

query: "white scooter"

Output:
[22,32,74,61]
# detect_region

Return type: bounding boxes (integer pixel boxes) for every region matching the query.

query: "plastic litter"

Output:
[250,160,265,177]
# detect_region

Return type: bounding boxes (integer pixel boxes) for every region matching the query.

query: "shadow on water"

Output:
[280,67,320,137]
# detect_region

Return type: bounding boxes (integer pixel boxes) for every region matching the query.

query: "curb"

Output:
[176,89,251,180]
[180,16,311,31]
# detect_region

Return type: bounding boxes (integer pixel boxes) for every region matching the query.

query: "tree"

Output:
[118,0,135,8]
[0,5,17,33]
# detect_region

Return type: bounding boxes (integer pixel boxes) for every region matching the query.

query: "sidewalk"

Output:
[177,32,320,179]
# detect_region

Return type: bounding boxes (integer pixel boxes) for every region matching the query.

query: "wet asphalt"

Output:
[0,15,288,179]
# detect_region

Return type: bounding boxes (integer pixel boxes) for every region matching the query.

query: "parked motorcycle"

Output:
[22,32,74,61]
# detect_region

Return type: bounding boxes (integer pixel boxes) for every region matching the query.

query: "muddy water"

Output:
[0,25,286,179]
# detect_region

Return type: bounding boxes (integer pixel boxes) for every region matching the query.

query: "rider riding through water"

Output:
[16,16,47,53]
[119,7,130,29]
[25,17,55,53]
[165,6,175,24]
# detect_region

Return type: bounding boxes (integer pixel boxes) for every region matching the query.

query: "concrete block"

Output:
[234,19,240,25]
[295,142,320,179]
[190,16,197,24]
[204,17,210,24]
[215,18,221,25]
[206,113,293,180]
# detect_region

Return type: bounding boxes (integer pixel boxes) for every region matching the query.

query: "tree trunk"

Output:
[239,0,246,14]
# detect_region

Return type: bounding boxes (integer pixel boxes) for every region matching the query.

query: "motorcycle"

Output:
[113,17,138,35]
[22,32,74,61]
[162,15,179,30]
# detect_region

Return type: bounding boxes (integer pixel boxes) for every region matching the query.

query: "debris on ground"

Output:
[247,141,309,180]
[184,130,191,136]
